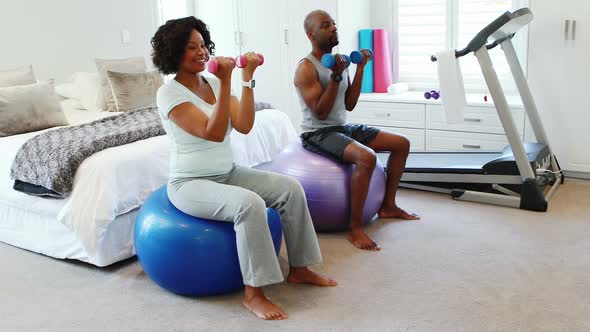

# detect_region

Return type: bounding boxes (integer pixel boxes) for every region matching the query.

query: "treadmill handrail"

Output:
[430,8,532,62]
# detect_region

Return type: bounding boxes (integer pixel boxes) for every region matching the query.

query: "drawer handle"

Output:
[464,118,482,123]
[462,144,481,149]
[375,112,390,118]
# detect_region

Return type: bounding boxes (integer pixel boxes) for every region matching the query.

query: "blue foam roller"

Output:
[359,29,374,93]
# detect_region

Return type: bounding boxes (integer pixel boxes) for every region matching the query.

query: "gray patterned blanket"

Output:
[10,107,165,198]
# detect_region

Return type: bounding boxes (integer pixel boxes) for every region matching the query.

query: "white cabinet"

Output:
[348,101,426,151]
[192,0,240,60]
[427,105,524,135]
[348,102,425,128]
[351,93,525,153]
[528,1,590,173]
[378,126,425,151]
[426,130,508,152]
[235,0,291,113]
[193,0,291,114]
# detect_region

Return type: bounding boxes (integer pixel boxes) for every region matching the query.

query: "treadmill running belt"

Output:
[403,152,503,174]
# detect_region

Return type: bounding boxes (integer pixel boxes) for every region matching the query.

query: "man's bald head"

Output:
[304,10,329,34]
[303,10,338,52]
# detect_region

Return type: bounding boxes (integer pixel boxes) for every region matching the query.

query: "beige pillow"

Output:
[0,81,68,137]
[107,71,164,112]
[0,65,36,88]
[95,57,146,112]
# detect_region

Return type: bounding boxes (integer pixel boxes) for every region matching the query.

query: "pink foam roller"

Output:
[373,29,392,93]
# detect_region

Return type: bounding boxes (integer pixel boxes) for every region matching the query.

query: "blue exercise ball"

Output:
[134,186,282,297]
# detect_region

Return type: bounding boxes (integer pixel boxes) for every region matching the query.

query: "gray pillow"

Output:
[0,81,68,137]
[107,71,164,112]
[95,57,146,112]
[0,65,36,88]
[255,101,274,111]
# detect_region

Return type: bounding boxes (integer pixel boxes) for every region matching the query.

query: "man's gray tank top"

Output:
[296,53,349,132]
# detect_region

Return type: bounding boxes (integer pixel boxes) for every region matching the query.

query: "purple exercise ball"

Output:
[257,143,386,232]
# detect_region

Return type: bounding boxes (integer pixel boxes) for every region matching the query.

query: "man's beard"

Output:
[318,37,339,53]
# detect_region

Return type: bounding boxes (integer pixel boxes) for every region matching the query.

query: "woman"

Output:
[151,16,337,321]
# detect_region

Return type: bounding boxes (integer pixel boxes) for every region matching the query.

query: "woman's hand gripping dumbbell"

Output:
[239,52,265,80]
[207,53,264,75]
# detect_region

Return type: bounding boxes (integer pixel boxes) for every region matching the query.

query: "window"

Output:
[396,0,529,93]
[156,0,191,25]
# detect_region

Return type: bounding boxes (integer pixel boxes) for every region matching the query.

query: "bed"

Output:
[0,102,299,267]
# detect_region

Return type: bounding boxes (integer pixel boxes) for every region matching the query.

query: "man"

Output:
[294,10,419,251]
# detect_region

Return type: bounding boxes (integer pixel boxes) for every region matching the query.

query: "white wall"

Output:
[0,0,158,82]
[370,0,394,29]
[337,1,371,51]
[337,0,371,80]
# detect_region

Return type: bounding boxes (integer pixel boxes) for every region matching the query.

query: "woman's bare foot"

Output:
[347,228,381,251]
[243,286,288,320]
[287,267,338,286]
[378,206,420,220]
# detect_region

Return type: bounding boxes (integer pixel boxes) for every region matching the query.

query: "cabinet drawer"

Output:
[427,104,524,135]
[349,102,425,129]
[426,130,508,152]
[374,126,425,151]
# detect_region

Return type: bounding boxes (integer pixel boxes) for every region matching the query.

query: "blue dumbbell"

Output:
[321,53,351,68]
[349,49,373,64]
[321,50,373,69]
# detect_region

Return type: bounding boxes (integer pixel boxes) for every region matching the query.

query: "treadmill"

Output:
[400,8,563,212]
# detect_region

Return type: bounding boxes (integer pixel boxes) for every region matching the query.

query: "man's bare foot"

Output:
[347,228,380,251]
[287,267,338,286]
[378,206,420,220]
[243,286,288,320]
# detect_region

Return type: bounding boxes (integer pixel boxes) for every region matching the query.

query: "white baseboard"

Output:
[564,171,590,180]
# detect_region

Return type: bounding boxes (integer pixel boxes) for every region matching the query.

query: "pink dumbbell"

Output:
[207,53,264,74]
[207,57,235,74]
[235,53,265,67]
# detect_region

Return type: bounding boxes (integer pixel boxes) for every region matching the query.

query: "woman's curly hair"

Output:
[151,16,215,75]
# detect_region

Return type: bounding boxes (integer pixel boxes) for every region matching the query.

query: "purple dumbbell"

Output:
[424,90,441,100]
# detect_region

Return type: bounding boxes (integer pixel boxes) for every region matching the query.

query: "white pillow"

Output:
[71,72,104,112]
[54,82,77,99]
[60,98,85,111]
[95,57,146,112]
[0,65,36,88]
[0,81,69,137]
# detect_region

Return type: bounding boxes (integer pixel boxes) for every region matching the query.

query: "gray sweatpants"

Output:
[167,165,322,287]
